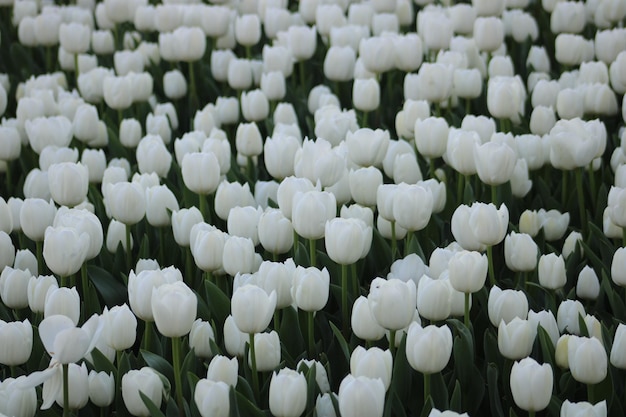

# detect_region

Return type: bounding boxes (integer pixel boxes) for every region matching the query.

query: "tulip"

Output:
[611,247,626,287]
[528,310,560,347]
[20,199,57,245]
[369,277,417,336]
[258,208,294,255]
[504,232,538,272]
[105,182,146,225]
[297,359,331,393]
[222,236,257,277]
[151,281,197,338]
[171,207,203,248]
[510,357,553,412]
[537,253,567,290]
[448,249,488,319]
[0,319,32,366]
[292,266,330,313]
[338,375,385,417]
[231,284,276,335]
[41,361,90,411]
[264,134,300,181]
[417,275,453,322]
[498,317,536,360]
[88,370,114,407]
[487,76,527,125]
[576,266,600,301]
[445,128,481,177]
[193,379,230,417]
[391,183,433,235]
[350,346,393,391]
[163,69,187,100]
[47,162,89,208]
[474,141,517,187]
[351,296,387,341]
[189,223,225,273]
[241,91,269,122]
[122,367,164,417]
[39,314,101,364]
[119,118,142,148]
[488,286,529,327]
[538,209,570,241]
[269,368,307,417]
[214,181,256,221]
[294,138,345,188]
[261,71,286,101]
[43,226,90,280]
[0,266,31,309]
[325,217,372,265]
[568,336,607,384]
[136,135,171,178]
[549,118,603,170]
[0,375,36,417]
[353,78,380,114]
[207,355,239,387]
[557,299,586,334]
[406,322,453,380]
[249,330,281,372]
[323,46,356,82]
[102,304,137,351]
[560,400,607,417]
[291,190,337,243]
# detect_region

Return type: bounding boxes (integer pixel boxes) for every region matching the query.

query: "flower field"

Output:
[0,0,625,416]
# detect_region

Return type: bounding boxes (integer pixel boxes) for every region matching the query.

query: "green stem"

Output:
[424,372,431,402]
[36,240,44,276]
[361,111,369,128]
[429,158,436,180]
[575,168,587,237]
[188,60,197,129]
[561,170,568,208]
[125,224,132,273]
[81,263,88,321]
[61,275,68,288]
[405,230,413,257]
[457,173,465,207]
[158,227,165,265]
[390,221,397,262]
[465,98,471,115]
[63,363,70,417]
[199,193,207,221]
[172,336,184,416]
[341,264,348,335]
[274,309,281,331]
[308,311,315,357]
[588,162,596,214]
[491,184,498,205]
[247,156,255,185]
[434,102,441,118]
[73,53,79,87]
[389,329,396,358]
[487,246,495,286]
[528,411,535,417]
[299,60,306,87]
[587,383,595,404]
[309,238,316,267]
[143,320,153,351]
[249,333,259,401]
[351,263,359,300]
[185,248,194,288]
[464,292,471,328]
[4,160,12,197]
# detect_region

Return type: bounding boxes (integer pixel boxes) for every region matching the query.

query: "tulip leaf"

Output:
[88,347,117,376]
[329,321,350,363]
[204,279,231,329]
[600,269,626,321]
[390,390,408,417]
[508,407,519,417]
[537,326,556,367]
[229,385,241,417]
[450,380,462,412]
[141,349,175,385]
[305,361,319,413]
[235,390,266,417]
[181,348,197,393]
[431,371,449,410]
[87,265,127,307]
[487,363,505,417]
[236,375,256,404]
[139,391,167,417]
[419,396,434,417]
[391,333,411,400]
[578,312,590,337]
[279,306,305,358]
[547,395,562,416]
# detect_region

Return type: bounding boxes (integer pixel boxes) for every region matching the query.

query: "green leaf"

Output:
[139,391,167,417]
[235,390,266,417]
[537,326,556,367]
[141,349,175,385]
[329,321,350,364]
[450,380,462,412]
[88,347,117,375]
[280,306,305,358]
[87,265,127,307]
[487,363,505,417]
[204,279,231,329]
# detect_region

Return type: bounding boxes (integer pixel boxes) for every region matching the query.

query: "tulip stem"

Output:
[4,160,12,197]
[81,263,89,320]
[491,185,498,205]
[125,224,132,273]
[308,311,316,357]
[158,227,165,265]
[247,156,255,185]
[274,309,281,331]
[199,193,208,222]
[62,363,70,417]
[351,263,359,299]
[36,240,44,275]
[588,162,596,213]
[423,372,431,402]
[575,168,587,236]
[389,329,396,357]
[622,227,626,248]
[188,60,198,128]
[561,170,568,208]
[528,411,535,417]
[464,292,471,328]
[390,220,397,262]
[429,158,436,180]
[361,111,369,128]
[171,336,184,416]
[143,321,153,351]
[341,264,348,335]
[587,383,595,404]
[309,238,316,267]
[457,174,464,207]
[487,245,496,286]
[249,333,260,401]
[61,275,68,288]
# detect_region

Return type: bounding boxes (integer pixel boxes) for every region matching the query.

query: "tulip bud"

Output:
[43,226,90,278]
[206,355,238,387]
[88,370,115,407]
[568,336,607,384]
[258,208,294,255]
[338,375,385,417]
[504,232,538,272]
[163,69,187,100]
[369,277,417,330]
[171,207,203,248]
[498,317,536,360]
[214,181,256,221]
[269,368,307,417]
[122,367,164,417]
[510,357,553,412]
[151,281,197,338]
[557,299,586,334]
[351,296,387,341]
[47,162,89,207]
[560,400,607,417]
[0,319,32,366]
[350,346,393,391]
[528,310,560,347]
[249,330,281,372]
[417,275,452,321]
[325,218,372,265]
[488,286,529,327]
[576,266,600,301]
[448,250,488,293]
[231,285,276,334]
[46,362,89,410]
[102,304,137,351]
[194,379,230,417]
[291,266,330,312]
[105,182,146,225]
[537,253,567,290]
[406,323,453,374]
[392,184,433,232]
[119,118,142,148]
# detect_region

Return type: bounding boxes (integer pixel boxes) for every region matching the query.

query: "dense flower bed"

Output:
[0,0,625,416]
